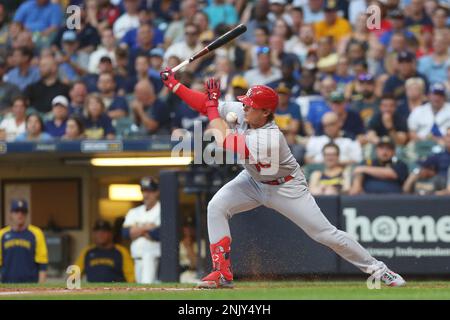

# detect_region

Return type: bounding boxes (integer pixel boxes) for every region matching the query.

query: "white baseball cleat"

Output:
[380,269,406,287]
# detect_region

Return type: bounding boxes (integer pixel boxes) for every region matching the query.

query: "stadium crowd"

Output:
[0,0,449,195]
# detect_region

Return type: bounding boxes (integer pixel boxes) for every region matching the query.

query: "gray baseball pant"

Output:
[207,170,386,274]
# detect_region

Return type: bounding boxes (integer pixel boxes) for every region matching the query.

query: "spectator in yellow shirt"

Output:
[314,0,351,45]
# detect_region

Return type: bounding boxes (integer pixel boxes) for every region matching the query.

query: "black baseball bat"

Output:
[161,24,247,79]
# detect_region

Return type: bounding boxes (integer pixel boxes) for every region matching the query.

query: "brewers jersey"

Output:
[75,244,135,283]
[0,225,48,283]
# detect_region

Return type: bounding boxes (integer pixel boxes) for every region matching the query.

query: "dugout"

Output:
[0,138,197,277]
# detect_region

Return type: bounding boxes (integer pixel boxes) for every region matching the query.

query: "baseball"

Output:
[226,112,238,123]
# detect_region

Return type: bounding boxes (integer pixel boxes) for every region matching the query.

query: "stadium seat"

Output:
[302,163,325,181]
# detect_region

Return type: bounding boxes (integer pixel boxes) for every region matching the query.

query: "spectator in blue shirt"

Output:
[13,0,62,33]
[82,94,115,140]
[131,80,171,135]
[68,81,88,116]
[274,82,303,141]
[15,113,53,142]
[274,81,305,163]
[97,72,129,120]
[126,23,155,76]
[45,95,69,138]
[148,48,165,94]
[350,136,409,195]
[421,128,450,178]
[239,1,271,44]
[51,5,100,52]
[5,47,40,91]
[82,56,127,94]
[125,54,154,94]
[383,51,429,103]
[317,90,365,141]
[56,30,90,83]
[305,76,336,135]
[204,0,238,29]
[404,0,433,35]
[120,9,164,49]
[418,32,449,85]
[379,10,416,48]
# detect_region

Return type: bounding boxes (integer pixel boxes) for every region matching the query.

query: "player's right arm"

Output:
[160,68,208,115]
[122,209,147,241]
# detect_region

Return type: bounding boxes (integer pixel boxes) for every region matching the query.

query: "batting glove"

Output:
[204,78,221,121]
[160,67,180,92]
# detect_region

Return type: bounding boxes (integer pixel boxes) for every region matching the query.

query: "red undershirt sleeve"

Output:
[174,83,208,113]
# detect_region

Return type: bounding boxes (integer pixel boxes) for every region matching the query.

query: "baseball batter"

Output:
[161,69,406,289]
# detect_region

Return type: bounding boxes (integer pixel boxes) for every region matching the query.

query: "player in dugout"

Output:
[0,199,48,283]
[160,68,406,289]
[75,219,135,283]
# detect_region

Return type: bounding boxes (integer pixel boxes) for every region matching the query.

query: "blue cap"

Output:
[149,47,164,58]
[93,219,112,231]
[430,82,446,95]
[419,157,438,170]
[11,199,28,213]
[62,30,77,42]
[397,51,415,62]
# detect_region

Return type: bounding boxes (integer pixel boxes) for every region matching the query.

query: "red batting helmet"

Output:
[237,85,279,112]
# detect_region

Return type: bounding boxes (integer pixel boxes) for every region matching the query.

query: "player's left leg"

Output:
[267,186,406,287]
[198,171,263,289]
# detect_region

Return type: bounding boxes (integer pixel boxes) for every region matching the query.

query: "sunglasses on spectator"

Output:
[256,46,270,55]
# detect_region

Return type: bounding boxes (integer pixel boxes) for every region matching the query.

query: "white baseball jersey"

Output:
[218,101,303,182]
[407,102,450,139]
[122,202,161,259]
